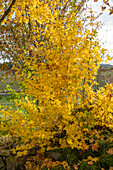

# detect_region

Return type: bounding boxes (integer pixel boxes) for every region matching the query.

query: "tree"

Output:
[1,0,113,168]
[0,0,16,24]
[0,0,113,26]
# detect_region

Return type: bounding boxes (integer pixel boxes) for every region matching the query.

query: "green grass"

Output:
[0,94,13,104]
[0,72,19,91]
[0,93,14,118]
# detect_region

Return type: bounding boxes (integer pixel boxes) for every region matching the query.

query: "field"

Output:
[0,93,13,105]
[0,93,14,118]
[0,72,17,117]
[0,71,19,90]
[96,65,113,89]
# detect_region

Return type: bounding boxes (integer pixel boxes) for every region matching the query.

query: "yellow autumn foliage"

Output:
[0,0,113,157]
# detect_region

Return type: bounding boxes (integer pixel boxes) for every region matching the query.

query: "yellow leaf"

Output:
[110,167,113,170]
[93,157,99,162]
[88,161,93,165]
[102,6,106,11]
[82,142,89,150]
[73,164,79,170]
[107,148,113,155]
[91,143,99,152]
[105,59,108,64]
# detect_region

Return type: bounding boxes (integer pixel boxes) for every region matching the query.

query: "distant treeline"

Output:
[0,62,113,71]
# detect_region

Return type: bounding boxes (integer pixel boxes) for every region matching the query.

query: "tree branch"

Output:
[0,0,16,25]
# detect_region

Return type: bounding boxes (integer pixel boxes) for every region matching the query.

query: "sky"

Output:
[87,0,113,64]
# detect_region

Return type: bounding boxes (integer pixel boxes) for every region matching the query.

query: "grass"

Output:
[0,71,19,91]
[0,93,14,118]
[0,72,19,118]
[0,93,14,105]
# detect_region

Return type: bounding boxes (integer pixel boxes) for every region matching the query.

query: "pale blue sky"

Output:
[88,0,113,64]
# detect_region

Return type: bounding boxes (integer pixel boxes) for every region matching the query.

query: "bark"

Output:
[0,0,16,25]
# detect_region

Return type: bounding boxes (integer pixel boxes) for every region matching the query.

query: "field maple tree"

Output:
[0,0,113,168]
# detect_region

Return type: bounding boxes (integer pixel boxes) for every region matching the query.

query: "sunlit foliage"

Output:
[0,0,113,164]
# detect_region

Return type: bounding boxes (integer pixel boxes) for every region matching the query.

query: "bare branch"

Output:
[0,0,16,25]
